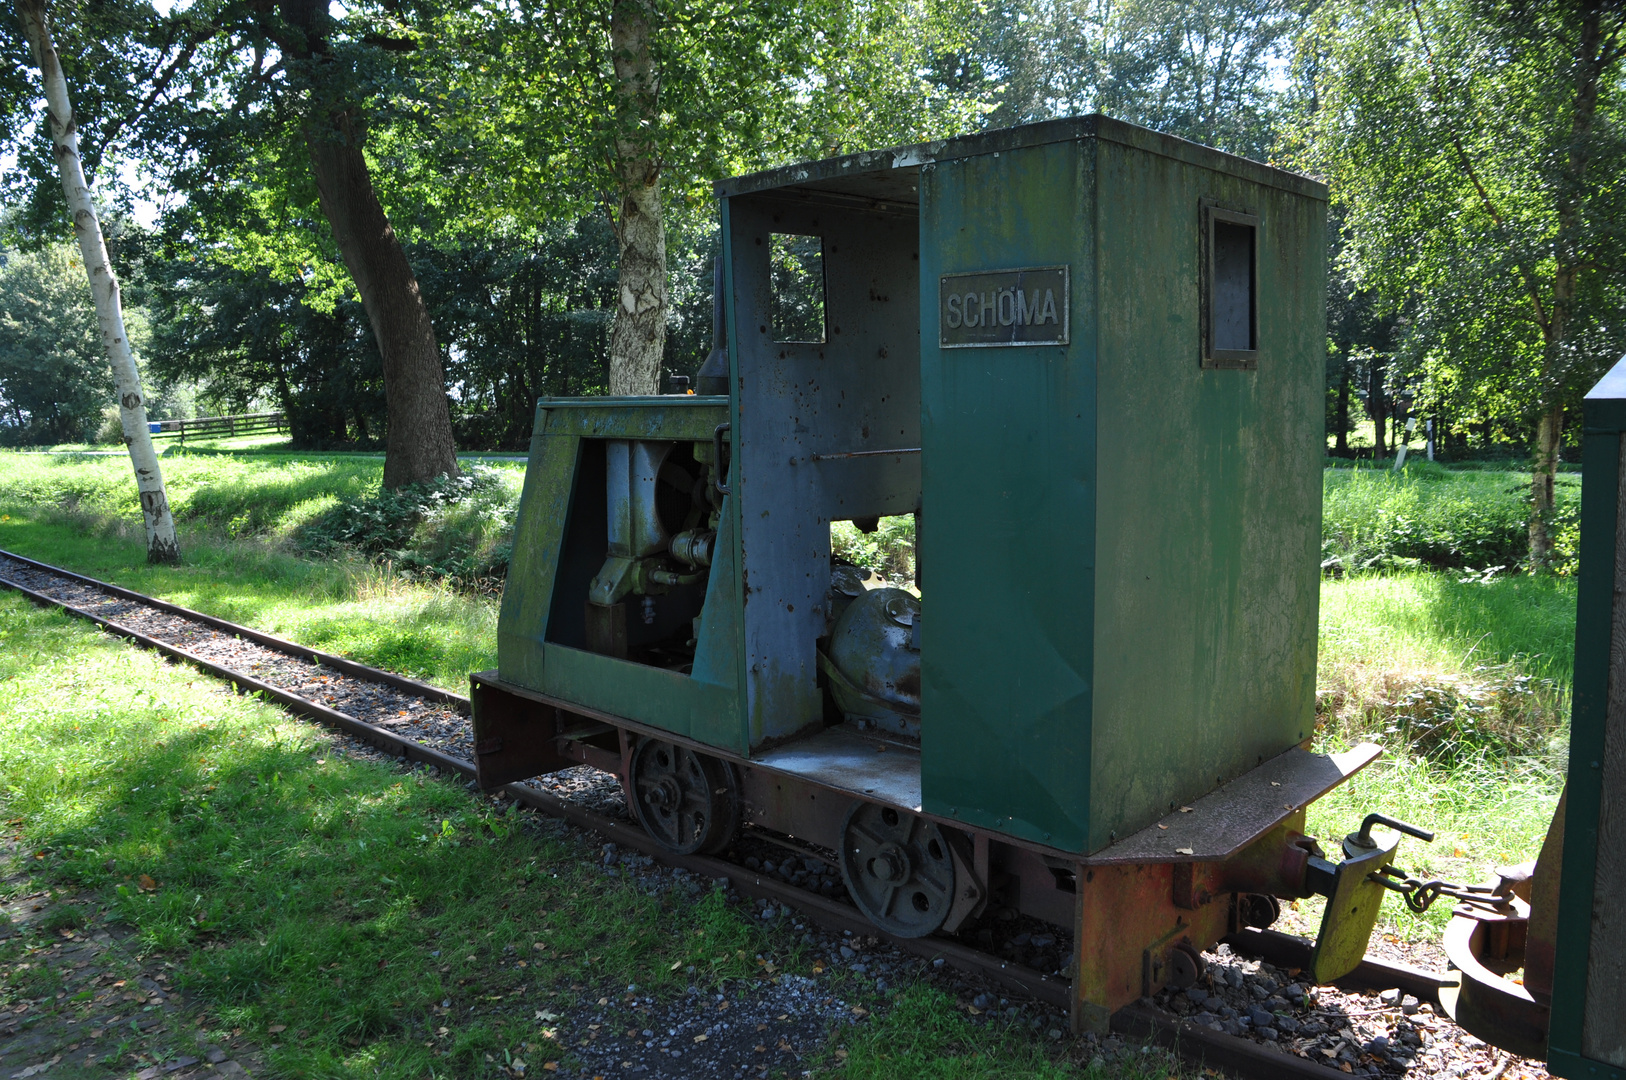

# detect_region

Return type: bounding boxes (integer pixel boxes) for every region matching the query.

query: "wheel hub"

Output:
[629,739,739,856]
[838,802,957,938]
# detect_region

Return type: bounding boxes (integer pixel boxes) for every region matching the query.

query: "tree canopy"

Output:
[2,0,1620,559]
[1302,0,1626,560]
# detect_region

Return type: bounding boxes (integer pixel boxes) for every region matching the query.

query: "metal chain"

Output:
[1368,865,1516,915]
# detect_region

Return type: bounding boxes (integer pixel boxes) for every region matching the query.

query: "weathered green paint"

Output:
[1548,356,1626,1080]
[496,395,745,753]
[535,396,730,440]
[919,125,1325,853]
[918,140,1100,850]
[1088,136,1323,847]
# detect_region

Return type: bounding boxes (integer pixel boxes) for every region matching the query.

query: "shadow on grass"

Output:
[0,596,769,1079]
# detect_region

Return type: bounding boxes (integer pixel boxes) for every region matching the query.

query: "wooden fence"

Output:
[147,412,286,442]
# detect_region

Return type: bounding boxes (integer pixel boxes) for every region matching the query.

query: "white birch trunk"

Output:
[608,0,666,396]
[18,0,179,562]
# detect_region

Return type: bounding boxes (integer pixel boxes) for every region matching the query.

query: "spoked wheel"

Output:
[629,739,739,855]
[838,801,956,938]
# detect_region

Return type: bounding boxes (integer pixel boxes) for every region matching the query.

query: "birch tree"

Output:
[16,0,178,563]
[608,0,665,394]
[1302,0,1626,567]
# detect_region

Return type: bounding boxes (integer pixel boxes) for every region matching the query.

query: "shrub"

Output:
[293,468,517,592]
[1321,462,1581,575]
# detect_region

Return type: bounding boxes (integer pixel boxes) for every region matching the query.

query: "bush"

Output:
[293,468,517,592]
[1321,462,1581,575]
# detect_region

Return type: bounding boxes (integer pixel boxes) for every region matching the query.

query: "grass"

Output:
[1322,460,1582,573]
[0,452,514,689]
[1307,571,1573,942]
[826,985,1181,1079]
[0,593,1200,1080]
[0,593,781,1078]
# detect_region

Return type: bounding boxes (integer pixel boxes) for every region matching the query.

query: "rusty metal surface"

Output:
[751,726,923,810]
[1441,913,1550,1060]
[1084,743,1382,864]
[1114,1002,1348,1079]
[1524,790,1565,1003]
[1071,860,1233,1029]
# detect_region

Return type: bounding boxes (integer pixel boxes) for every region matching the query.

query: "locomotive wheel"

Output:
[630,739,737,855]
[838,802,956,938]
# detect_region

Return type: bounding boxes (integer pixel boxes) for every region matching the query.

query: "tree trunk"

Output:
[1369,354,1388,458]
[303,112,458,488]
[19,0,179,563]
[1528,404,1564,569]
[1335,357,1351,456]
[608,0,666,396]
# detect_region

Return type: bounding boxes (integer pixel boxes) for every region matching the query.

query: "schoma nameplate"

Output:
[939,265,1069,348]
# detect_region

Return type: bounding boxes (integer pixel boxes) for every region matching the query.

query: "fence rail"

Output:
[147,412,285,442]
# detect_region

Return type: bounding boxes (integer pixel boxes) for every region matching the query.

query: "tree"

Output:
[16,0,178,562]
[1302,0,1626,566]
[955,0,1302,159]
[0,245,116,444]
[276,0,460,486]
[2,0,460,488]
[440,0,992,395]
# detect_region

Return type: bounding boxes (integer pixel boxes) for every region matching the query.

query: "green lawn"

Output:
[0,592,1198,1080]
[0,452,517,688]
[0,594,781,1078]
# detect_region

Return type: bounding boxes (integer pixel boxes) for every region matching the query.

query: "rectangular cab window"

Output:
[1203,205,1259,368]
[770,233,826,342]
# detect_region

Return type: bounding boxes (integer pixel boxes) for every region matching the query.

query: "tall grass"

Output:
[1313,571,1573,940]
[1322,461,1581,572]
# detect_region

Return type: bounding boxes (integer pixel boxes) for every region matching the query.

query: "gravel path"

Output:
[0,555,1555,1079]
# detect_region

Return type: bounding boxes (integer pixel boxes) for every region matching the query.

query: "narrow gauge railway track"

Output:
[0,548,1455,1080]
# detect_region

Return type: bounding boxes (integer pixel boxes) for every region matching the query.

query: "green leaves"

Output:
[1300,0,1626,424]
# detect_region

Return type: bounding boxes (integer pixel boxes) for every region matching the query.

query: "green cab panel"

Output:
[919,123,1325,853]
[496,396,746,754]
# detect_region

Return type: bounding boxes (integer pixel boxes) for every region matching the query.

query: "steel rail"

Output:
[0,548,1441,1079]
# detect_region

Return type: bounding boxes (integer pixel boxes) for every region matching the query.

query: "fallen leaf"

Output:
[542,1064,559,1072]
[670,961,683,971]
[1270,781,1281,787]
[1178,806,1194,813]
[268,1024,287,1034]
[693,1034,708,1043]
[1176,847,1194,855]
[137,874,157,891]
[1157,824,1169,830]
